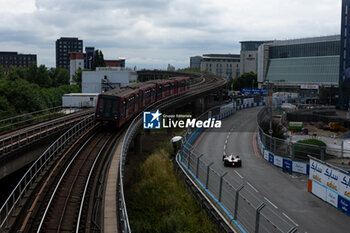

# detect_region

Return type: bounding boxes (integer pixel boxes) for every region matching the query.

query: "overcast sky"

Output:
[0,0,342,70]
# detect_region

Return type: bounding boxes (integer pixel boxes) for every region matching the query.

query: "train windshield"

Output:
[97,96,119,119]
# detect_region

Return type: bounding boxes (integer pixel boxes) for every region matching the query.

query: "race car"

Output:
[223,154,242,167]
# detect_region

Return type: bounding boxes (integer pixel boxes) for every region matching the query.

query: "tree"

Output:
[24,63,52,87]
[36,65,52,87]
[231,72,257,90]
[93,49,106,69]
[49,68,69,87]
[72,68,82,89]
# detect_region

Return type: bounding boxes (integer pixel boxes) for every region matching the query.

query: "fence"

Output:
[0,114,94,229]
[0,109,93,157]
[178,103,298,233]
[256,107,350,174]
[0,106,81,133]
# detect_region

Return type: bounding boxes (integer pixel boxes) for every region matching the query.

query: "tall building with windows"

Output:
[84,47,94,69]
[56,37,83,69]
[339,0,350,106]
[0,51,36,74]
[240,41,270,74]
[190,56,202,69]
[200,54,240,79]
[257,35,340,101]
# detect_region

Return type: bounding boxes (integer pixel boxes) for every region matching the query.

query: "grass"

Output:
[294,139,326,160]
[125,141,216,233]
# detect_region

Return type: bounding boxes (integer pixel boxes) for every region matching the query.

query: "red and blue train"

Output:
[94,77,190,127]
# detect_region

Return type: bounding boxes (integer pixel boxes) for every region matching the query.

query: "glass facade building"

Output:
[269,41,340,59]
[264,35,340,86]
[339,0,350,105]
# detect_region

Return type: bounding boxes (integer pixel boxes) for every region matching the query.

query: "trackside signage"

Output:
[143,110,222,129]
[309,159,350,214]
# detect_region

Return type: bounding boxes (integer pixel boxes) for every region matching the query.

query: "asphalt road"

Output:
[194,107,349,233]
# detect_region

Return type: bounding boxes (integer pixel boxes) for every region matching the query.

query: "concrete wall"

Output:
[240,49,258,74]
[82,68,137,93]
[62,93,98,107]
[70,58,84,84]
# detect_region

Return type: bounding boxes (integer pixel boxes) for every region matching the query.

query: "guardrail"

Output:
[0,114,94,229]
[117,74,228,232]
[178,102,298,233]
[0,110,93,157]
[0,106,81,133]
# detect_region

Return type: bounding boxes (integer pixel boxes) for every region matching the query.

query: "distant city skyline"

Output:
[0,0,341,70]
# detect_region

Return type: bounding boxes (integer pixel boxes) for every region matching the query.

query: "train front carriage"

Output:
[95,94,120,123]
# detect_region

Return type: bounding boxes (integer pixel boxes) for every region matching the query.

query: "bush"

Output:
[294,139,326,160]
[125,148,216,233]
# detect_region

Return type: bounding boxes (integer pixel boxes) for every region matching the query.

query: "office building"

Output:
[339,0,350,105]
[84,47,95,69]
[56,37,83,69]
[240,41,269,74]
[105,58,125,68]
[200,54,240,79]
[190,56,202,69]
[257,35,340,101]
[0,52,36,73]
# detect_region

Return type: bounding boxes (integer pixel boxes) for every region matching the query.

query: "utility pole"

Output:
[266,81,273,135]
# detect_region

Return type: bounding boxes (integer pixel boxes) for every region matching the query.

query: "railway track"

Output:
[6,125,123,233]
[0,109,94,158]
[0,71,227,233]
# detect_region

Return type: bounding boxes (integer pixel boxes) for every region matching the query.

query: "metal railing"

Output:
[0,114,94,229]
[0,109,92,157]
[118,76,227,233]
[178,105,298,233]
[256,107,350,162]
[0,106,81,133]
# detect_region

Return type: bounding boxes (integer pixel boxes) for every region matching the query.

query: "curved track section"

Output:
[8,126,123,233]
[195,107,349,233]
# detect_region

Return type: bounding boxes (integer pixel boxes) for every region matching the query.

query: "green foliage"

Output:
[49,67,70,86]
[0,64,82,119]
[72,68,82,89]
[125,148,216,233]
[93,49,106,69]
[231,72,257,90]
[294,139,326,160]
[297,139,326,147]
[177,67,201,72]
[24,63,52,87]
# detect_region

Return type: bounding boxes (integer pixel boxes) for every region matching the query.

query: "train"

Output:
[94,77,190,127]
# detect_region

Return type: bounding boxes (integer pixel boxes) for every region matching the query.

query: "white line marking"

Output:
[234,170,243,179]
[224,145,226,150]
[264,197,278,209]
[225,139,228,144]
[226,135,230,139]
[282,212,299,226]
[223,151,226,155]
[247,182,258,193]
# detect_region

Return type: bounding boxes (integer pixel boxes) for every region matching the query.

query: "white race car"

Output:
[223,154,242,167]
